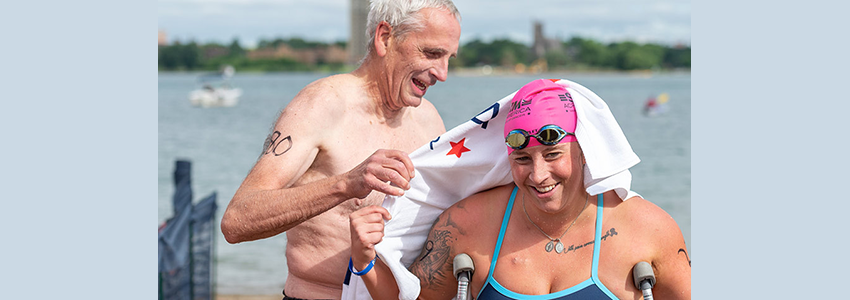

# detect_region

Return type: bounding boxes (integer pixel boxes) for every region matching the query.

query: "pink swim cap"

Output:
[504,79,577,154]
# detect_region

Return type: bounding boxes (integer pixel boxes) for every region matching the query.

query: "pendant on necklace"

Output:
[545,240,555,252]
[554,240,565,254]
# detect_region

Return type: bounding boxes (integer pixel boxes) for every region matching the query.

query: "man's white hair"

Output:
[362,0,461,59]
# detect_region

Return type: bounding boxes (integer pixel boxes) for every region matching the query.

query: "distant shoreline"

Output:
[157,67,691,77]
[449,67,691,77]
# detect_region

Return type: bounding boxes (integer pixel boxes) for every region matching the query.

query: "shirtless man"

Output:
[220,0,462,298]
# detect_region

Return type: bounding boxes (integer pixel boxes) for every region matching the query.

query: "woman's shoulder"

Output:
[608,193,687,253]
[455,184,514,207]
[613,195,679,229]
[438,185,514,235]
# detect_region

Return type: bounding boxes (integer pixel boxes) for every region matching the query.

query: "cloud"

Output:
[159,0,349,45]
[453,0,689,45]
[158,0,689,47]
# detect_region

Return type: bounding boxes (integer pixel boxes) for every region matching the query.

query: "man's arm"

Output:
[220,86,415,243]
[350,204,464,300]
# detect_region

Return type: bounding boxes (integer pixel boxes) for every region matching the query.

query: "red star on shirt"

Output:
[447,138,471,158]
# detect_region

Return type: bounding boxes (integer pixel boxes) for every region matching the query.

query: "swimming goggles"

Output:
[505,124,574,150]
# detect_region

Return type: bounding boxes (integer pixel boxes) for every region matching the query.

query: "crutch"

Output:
[453,253,475,300]
[633,261,656,300]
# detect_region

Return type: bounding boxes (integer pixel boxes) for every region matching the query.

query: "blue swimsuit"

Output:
[476,187,618,299]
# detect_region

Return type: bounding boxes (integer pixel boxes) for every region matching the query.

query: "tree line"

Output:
[158,37,689,72]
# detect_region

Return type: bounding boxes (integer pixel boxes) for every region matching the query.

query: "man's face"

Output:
[384,7,461,109]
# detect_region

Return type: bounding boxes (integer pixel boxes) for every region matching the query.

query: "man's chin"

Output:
[401,93,424,108]
[403,102,422,108]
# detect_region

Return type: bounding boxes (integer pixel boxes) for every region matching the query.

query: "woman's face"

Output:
[508,142,584,213]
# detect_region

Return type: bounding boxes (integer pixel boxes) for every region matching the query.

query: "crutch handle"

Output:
[633,261,656,288]
[453,253,474,277]
[454,253,475,300]
[633,261,656,300]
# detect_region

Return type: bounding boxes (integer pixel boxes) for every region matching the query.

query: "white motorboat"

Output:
[189,66,242,108]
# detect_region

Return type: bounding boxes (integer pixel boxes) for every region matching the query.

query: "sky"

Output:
[158,0,690,48]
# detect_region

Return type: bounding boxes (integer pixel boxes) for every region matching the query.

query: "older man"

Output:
[220,0,462,298]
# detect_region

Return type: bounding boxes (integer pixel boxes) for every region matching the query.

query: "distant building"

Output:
[324,45,349,64]
[348,0,369,65]
[201,45,229,60]
[531,21,562,60]
[247,44,347,66]
[159,30,167,46]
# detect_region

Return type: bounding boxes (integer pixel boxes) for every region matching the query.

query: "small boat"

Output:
[189,65,242,108]
[643,92,670,117]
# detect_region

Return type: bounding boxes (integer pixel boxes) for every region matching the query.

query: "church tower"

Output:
[348,0,370,65]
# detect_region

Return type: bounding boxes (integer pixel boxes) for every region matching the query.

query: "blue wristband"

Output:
[349,256,377,276]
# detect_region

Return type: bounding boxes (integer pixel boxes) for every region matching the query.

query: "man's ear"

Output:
[374,21,392,57]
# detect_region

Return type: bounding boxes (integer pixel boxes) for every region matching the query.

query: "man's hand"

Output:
[349,205,392,270]
[345,149,415,203]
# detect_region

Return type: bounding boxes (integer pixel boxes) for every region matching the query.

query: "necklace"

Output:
[522,192,588,254]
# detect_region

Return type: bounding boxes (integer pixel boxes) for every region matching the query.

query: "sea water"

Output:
[158,71,691,295]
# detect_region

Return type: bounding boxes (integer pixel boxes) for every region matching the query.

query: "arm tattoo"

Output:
[410,212,462,291]
[262,131,292,157]
[678,248,691,266]
[413,229,453,289]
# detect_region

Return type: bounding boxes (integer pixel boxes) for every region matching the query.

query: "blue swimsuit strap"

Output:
[591,193,617,298]
[591,194,605,280]
[486,186,518,278]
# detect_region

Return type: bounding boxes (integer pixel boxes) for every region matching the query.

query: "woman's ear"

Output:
[373,21,392,57]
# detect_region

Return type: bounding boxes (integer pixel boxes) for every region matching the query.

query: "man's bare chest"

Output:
[322,124,436,166]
